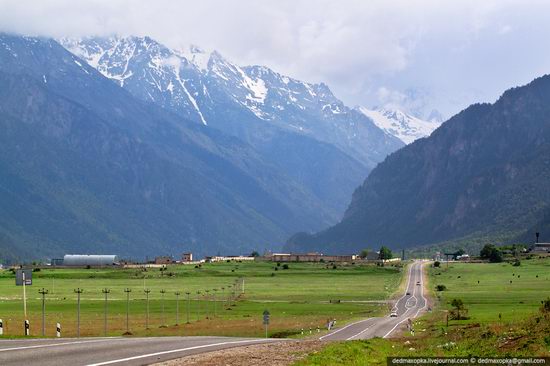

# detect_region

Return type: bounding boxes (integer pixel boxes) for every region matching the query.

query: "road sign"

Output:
[15,269,32,286]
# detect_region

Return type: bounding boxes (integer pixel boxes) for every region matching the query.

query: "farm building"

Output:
[531,243,550,253]
[63,254,119,266]
[269,253,357,262]
[182,253,193,262]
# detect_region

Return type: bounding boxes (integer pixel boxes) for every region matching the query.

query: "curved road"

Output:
[320,260,427,341]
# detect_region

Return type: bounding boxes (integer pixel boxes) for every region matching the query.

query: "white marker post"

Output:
[56,323,61,338]
[0,319,3,335]
[24,320,29,336]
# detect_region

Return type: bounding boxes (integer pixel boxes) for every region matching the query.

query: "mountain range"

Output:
[287,74,550,254]
[0,34,435,262]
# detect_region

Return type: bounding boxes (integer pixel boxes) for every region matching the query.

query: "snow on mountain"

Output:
[60,36,404,167]
[357,107,441,144]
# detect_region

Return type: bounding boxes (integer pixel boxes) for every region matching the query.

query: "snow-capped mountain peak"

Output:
[60,36,404,167]
[357,106,441,144]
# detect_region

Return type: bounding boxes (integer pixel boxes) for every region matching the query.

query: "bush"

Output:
[282,264,289,270]
[541,298,550,313]
[332,264,337,269]
[277,262,281,267]
[433,261,441,268]
[436,284,447,291]
[512,259,521,267]
[32,268,41,272]
[480,244,503,263]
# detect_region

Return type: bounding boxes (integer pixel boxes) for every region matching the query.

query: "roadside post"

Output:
[0,319,3,335]
[144,288,151,330]
[220,287,225,309]
[38,288,48,336]
[263,309,270,338]
[24,320,30,336]
[102,288,110,336]
[56,323,61,338]
[124,288,131,334]
[74,288,83,337]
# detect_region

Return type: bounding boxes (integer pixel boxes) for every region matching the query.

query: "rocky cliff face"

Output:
[287,75,550,253]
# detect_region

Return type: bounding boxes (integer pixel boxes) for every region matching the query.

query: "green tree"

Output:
[450,298,466,320]
[480,244,503,263]
[359,249,370,259]
[379,246,393,260]
[250,251,260,257]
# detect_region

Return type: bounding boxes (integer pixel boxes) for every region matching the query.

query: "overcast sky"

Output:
[1,0,549,119]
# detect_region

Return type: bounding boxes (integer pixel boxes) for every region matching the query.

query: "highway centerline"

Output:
[85,339,274,366]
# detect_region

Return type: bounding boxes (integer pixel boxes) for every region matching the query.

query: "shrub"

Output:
[436,284,447,291]
[277,262,281,267]
[433,261,441,268]
[540,298,550,313]
[282,264,289,270]
[32,268,41,272]
[332,264,337,269]
[512,259,521,267]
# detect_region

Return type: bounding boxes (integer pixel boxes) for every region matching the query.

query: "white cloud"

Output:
[1,0,549,118]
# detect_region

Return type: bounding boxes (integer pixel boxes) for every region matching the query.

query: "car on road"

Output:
[390,311,398,317]
[416,281,421,285]
[406,291,411,295]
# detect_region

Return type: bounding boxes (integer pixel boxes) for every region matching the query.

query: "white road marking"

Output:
[345,325,371,340]
[383,262,427,338]
[86,339,271,366]
[0,338,121,352]
[319,318,373,340]
[391,263,414,313]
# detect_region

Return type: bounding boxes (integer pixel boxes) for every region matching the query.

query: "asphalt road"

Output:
[0,336,279,366]
[320,260,427,341]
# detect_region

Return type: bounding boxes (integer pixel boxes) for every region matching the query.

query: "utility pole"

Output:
[185,292,191,324]
[196,291,201,321]
[102,288,110,336]
[38,288,48,336]
[175,291,181,325]
[144,289,151,330]
[213,289,218,317]
[205,290,210,319]
[160,289,166,326]
[74,288,83,338]
[124,288,131,333]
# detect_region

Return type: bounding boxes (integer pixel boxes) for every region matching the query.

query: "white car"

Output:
[390,311,398,317]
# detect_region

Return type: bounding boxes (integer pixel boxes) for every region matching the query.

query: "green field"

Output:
[0,261,402,338]
[430,258,550,323]
[297,257,550,365]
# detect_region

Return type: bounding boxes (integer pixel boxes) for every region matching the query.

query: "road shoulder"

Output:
[152,340,324,366]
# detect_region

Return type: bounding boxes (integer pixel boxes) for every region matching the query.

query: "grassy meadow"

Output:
[296,257,550,365]
[430,257,550,323]
[0,260,402,338]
